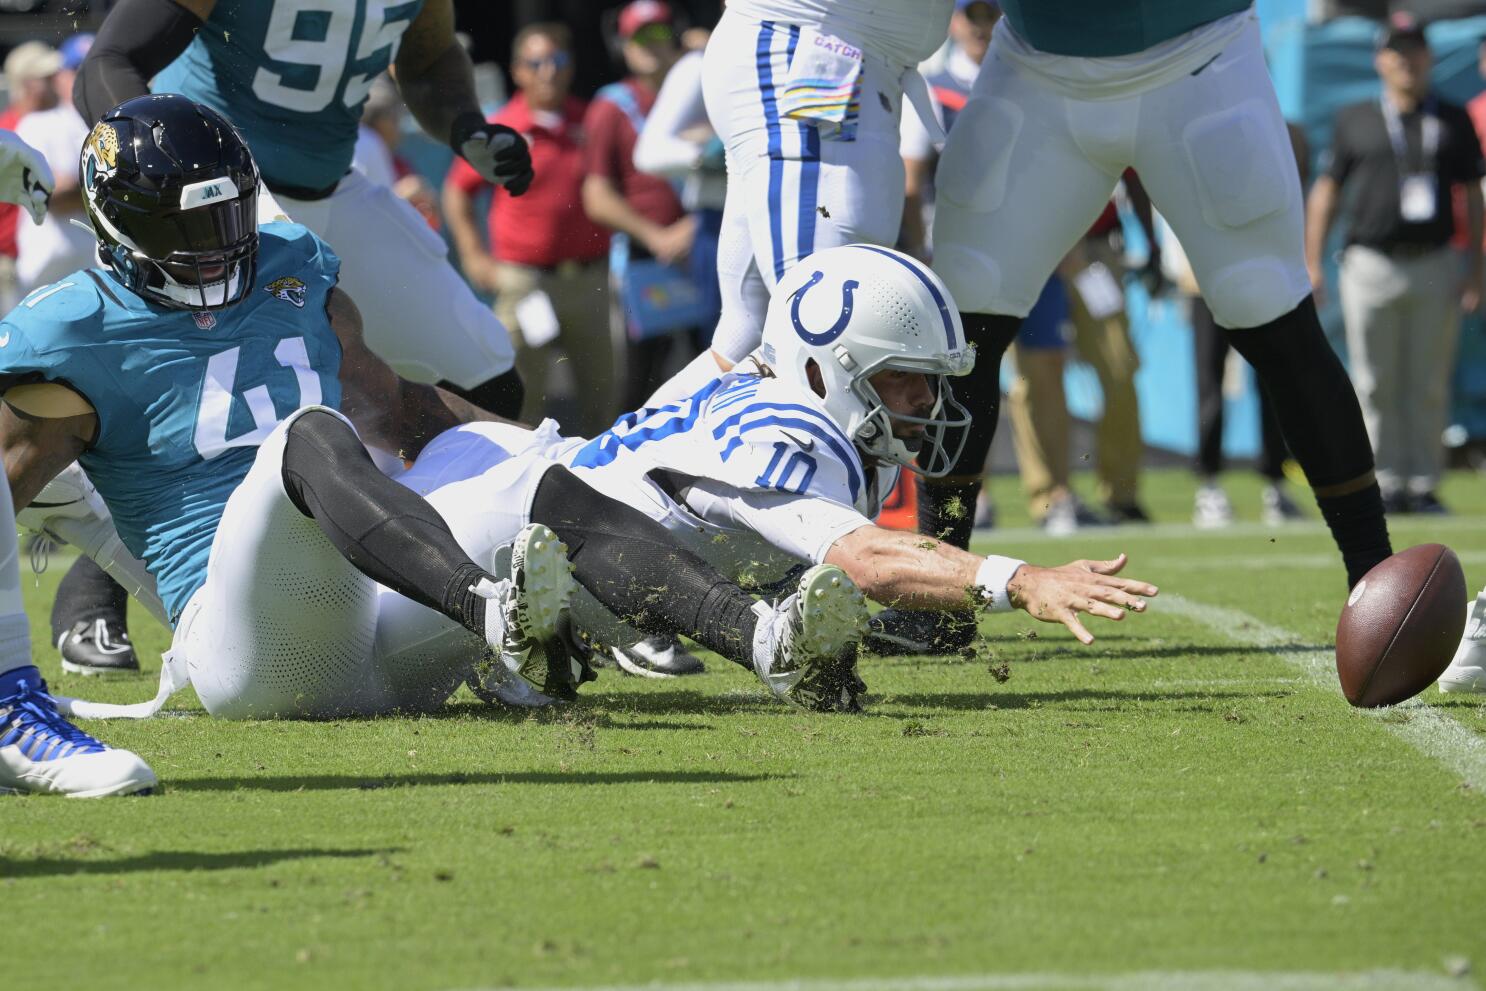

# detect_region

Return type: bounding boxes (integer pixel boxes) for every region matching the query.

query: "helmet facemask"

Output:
[761,243,977,480]
[831,351,973,478]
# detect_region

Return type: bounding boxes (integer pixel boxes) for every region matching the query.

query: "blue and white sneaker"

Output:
[0,667,157,797]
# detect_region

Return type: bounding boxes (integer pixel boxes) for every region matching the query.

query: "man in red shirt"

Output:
[443,23,612,436]
[580,0,696,416]
[0,42,62,309]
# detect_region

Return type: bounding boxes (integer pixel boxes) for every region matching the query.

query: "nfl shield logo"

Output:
[192,311,216,330]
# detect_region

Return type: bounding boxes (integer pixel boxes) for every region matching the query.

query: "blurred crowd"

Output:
[1,0,1482,534]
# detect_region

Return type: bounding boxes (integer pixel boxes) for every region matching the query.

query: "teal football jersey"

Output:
[998,0,1250,57]
[0,223,343,623]
[153,0,424,191]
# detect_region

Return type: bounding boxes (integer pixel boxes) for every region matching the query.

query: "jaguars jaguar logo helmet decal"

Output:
[81,121,119,194]
[264,276,307,308]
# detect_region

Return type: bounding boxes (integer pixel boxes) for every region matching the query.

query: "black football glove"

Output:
[450,112,534,197]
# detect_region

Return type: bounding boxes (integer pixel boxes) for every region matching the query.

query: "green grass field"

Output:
[5,469,1485,991]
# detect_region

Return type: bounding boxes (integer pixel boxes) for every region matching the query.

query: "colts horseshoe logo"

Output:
[790,271,859,345]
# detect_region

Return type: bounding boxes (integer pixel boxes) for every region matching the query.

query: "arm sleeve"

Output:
[73,0,205,125]
[633,52,708,178]
[683,478,874,565]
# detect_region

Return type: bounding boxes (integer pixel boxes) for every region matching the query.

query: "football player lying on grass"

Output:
[386,245,1159,699]
[2,94,871,734]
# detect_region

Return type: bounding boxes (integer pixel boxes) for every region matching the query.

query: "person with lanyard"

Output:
[1306,15,1485,517]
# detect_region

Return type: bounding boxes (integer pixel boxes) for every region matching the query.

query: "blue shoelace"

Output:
[0,678,104,760]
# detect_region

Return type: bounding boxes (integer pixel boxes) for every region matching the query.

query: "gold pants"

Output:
[493,259,616,438]
[1008,240,1143,517]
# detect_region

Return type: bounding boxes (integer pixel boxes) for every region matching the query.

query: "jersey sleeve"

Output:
[634,52,708,177]
[0,281,112,431]
[683,478,873,565]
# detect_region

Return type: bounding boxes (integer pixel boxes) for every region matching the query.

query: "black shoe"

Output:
[1408,491,1450,515]
[864,608,976,656]
[1381,491,1411,515]
[1105,501,1151,524]
[56,617,139,676]
[610,635,706,678]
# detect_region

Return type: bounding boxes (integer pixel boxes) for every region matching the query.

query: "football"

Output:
[1335,544,1467,708]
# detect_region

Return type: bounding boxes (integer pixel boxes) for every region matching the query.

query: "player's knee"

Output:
[1202,259,1310,330]
[286,408,359,454]
[930,243,1005,317]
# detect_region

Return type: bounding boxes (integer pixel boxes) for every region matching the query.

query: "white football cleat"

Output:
[751,564,869,712]
[1438,589,1486,694]
[477,523,588,701]
[0,669,156,798]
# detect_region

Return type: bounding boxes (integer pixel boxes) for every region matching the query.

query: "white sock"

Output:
[643,349,729,410]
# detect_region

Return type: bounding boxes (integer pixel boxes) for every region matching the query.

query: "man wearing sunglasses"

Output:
[581,1,699,416]
[444,23,614,438]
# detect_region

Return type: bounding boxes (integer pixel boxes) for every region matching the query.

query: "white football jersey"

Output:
[727,0,954,69]
[560,366,895,591]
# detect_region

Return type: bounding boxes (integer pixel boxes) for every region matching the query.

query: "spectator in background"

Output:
[15,35,93,294]
[444,23,614,436]
[1306,17,1484,515]
[900,0,1150,531]
[0,42,63,310]
[356,76,440,229]
[632,9,726,400]
[582,0,698,417]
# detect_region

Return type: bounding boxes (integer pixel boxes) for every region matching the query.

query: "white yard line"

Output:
[1142,551,1486,572]
[975,515,1486,544]
[1160,594,1486,793]
[457,969,1476,991]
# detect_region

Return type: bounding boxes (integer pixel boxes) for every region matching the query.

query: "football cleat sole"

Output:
[780,564,869,712]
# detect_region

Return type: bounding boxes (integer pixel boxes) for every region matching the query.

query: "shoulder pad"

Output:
[259,221,341,293]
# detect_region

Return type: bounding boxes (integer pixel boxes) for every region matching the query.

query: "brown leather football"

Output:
[1335,544,1467,707]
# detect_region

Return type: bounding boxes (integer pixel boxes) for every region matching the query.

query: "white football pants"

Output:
[259,170,515,388]
[932,13,1311,329]
[171,412,555,719]
[702,9,909,362]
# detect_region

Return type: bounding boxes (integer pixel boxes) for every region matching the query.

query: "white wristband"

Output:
[975,555,1026,613]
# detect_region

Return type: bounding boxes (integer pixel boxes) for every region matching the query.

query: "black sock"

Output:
[281,410,495,638]
[1317,486,1392,588]
[916,477,980,550]
[1221,297,1391,585]
[530,465,759,667]
[440,367,525,420]
[915,312,1020,550]
[50,556,128,641]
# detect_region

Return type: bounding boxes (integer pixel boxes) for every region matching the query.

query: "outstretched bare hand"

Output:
[1005,554,1158,645]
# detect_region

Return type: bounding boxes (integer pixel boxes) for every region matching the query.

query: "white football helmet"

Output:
[757,244,974,477]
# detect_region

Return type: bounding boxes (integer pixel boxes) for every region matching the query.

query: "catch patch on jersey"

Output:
[264,276,307,308]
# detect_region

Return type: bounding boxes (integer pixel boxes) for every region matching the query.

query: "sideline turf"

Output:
[5,469,1483,990]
